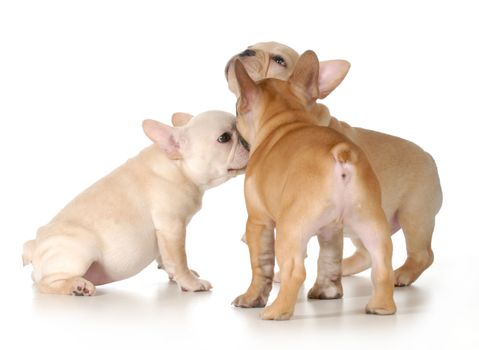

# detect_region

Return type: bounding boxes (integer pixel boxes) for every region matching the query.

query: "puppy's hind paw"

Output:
[365,298,396,315]
[70,278,95,296]
[260,304,293,321]
[394,266,421,287]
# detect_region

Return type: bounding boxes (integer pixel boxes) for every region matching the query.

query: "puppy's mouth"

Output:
[228,166,247,173]
[238,133,250,152]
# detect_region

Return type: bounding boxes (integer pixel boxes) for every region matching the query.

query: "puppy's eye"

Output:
[217,132,232,143]
[272,55,286,67]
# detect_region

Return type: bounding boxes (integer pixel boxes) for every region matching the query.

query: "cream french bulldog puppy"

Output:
[22,111,249,296]
[226,42,442,286]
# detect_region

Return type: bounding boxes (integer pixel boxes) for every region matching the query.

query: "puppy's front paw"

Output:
[260,304,293,321]
[177,275,212,292]
[190,269,200,278]
[232,292,267,308]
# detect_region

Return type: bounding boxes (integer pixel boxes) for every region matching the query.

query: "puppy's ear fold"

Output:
[317,60,351,99]
[171,112,193,127]
[234,59,259,114]
[142,119,183,160]
[289,50,320,102]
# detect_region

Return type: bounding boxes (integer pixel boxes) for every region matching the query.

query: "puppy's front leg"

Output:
[233,217,275,308]
[155,222,211,292]
[156,254,200,281]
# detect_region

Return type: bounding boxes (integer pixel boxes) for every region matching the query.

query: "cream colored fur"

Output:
[22,111,249,296]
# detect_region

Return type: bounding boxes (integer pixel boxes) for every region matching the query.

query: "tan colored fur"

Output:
[231,51,396,320]
[226,42,442,286]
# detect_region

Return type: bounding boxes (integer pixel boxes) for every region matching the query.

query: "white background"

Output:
[1,0,478,349]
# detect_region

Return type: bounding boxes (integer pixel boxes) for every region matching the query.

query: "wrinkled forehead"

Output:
[188,111,236,135]
[249,42,300,62]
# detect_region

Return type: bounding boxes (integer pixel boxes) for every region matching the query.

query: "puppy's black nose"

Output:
[239,49,256,57]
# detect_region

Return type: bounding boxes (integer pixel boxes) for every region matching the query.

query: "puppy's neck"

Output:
[257,80,332,128]
[310,102,332,126]
[250,87,335,155]
[254,109,310,146]
[136,145,204,194]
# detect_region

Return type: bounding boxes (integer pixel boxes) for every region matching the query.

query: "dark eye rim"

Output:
[271,55,286,67]
[217,132,232,143]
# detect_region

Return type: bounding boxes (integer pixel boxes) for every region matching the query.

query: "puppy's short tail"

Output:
[22,240,35,266]
[330,142,358,164]
[330,142,359,183]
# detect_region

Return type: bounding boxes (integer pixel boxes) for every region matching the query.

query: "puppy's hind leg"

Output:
[349,211,396,315]
[395,156,441,286]
[394,213,435,287]
[342,237,371,276]
[33,236,98,296]
[38,274,95,296]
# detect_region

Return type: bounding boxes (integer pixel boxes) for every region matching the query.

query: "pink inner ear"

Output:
[163,135,182,159]
[318,60,351,99]
[234,59,259,114]
[142,119,183,159]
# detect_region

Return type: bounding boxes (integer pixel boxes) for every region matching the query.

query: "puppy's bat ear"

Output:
[317,60,351,99]
[171,112,193,127]
[234,59,259,114]
[289,50,320,102]
[142,119,183,160]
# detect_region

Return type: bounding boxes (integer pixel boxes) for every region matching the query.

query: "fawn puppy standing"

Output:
[226,42,442,287]
[232,51,396,320]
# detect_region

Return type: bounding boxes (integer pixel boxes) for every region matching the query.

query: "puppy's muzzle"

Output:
[225,49,257,79]
[239,49,256,57]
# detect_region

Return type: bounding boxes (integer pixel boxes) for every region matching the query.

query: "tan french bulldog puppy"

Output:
[231,52,396,320]
[226,42,442,287]
[22,111,249,296]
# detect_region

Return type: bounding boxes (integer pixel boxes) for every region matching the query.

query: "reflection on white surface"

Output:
[6,208,478,350]
[7,264,449,350]
[4,213,479,350]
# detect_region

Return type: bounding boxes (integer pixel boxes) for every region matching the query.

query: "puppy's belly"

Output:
[84,262,113,285]
[93,230,159,284]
